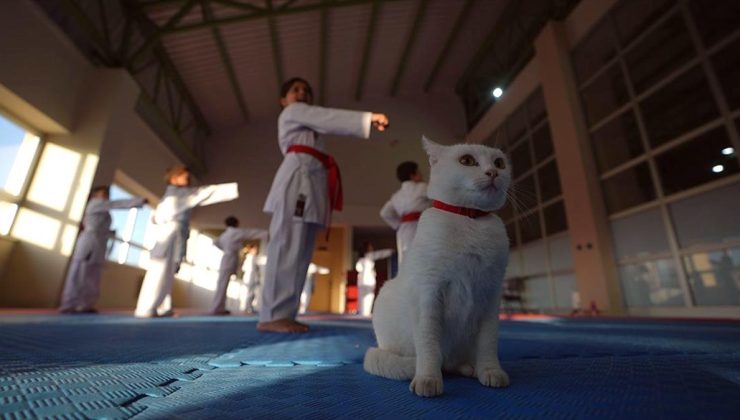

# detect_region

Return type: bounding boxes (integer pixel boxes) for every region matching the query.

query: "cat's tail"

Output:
[363,347,415,380]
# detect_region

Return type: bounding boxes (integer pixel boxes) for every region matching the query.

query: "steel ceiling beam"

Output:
[390,0,429,96]
[201,0,250,121]
[423,0,474,93]
[161,0,394,35]
[354,0,381,101]
[266,0,285,91]
[129,0,197,64]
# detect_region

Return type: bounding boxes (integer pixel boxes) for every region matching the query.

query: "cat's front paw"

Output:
[410,374,443,397]
[478,367,509,388]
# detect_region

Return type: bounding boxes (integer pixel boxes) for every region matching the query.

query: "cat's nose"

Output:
[485,169,497,178]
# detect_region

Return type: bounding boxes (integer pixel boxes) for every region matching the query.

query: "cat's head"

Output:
[422,136,511,212]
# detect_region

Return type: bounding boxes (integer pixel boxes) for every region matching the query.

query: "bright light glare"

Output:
[492,87,503,98]
[10,207,61,250]
[0,202,19,235]
[4,134,40,196]
[26,143,81,211]
[60,224,79,257]
[68,154,99,222]
[712,165,724,173]
[721,147,734,156]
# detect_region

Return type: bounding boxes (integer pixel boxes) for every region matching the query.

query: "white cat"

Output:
[364,136,512,397]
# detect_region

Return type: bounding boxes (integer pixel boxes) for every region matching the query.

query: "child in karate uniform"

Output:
[211,216,266,315]
[134,166,238,318]
[241,244,261,314]
[355,242,394,317]
[379,161,430,262]
[59,185,146,313]
[260,77,389,333]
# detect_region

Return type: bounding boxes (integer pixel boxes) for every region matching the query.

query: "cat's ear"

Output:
[422,135,441,166]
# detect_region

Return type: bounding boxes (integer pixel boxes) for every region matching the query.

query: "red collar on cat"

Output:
[432,200,490,219]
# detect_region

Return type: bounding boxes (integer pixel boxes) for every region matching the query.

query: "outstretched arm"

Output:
[106,197,147,210]
[368,249,395,261]
[281,103,388,139]
[237,228,268,242]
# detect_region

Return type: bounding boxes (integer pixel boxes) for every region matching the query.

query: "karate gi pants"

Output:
[59,260,102,311]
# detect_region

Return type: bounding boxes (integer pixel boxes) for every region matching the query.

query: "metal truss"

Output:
[455,0,580,129]
[34,0,211,176]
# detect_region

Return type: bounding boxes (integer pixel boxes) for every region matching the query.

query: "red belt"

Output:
[287,145,343,211]
[400,211,422,223]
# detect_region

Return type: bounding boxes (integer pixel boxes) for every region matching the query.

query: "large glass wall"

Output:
[572,0,740,308]
[486,89,576,311]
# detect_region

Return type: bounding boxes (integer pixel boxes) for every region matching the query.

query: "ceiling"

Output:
[139,0,508,129]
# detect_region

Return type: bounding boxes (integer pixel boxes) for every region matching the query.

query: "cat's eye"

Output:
[494,158,506,169]
[459,154,478,166]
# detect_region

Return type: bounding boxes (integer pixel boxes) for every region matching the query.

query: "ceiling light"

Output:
[492,87,503,98]
[712,164,724,173]
[721,147,734,156]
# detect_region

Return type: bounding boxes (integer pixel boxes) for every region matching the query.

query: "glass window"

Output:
[526,89,547,126]
[624,14,696,94]
[510,140,532,179]
[531,123,553,162]
[548,233,574,271]
[710,37,740,112]
[611,207,670,260]
[619,259,684,306]
[602,162,656,214]
[683,248,740,306]
[506,108,528,145]
[522,241,548,276]
[107,184,153,267]
[538,160,562,202]
[639,65,719,147]
[581,63,630,126]
[515,175,537,211]
[613,0,675,47]
[655,127,739,196]
[688,0,740,48]
[670,181,740,248]
[523,276,554,309]
[0,116,31,194]
[572,20,617,84]
[506,250,521,278]
[553,273,578,309]
[543,200,568,236]
[591,110,644,173]
[519,210,542,244]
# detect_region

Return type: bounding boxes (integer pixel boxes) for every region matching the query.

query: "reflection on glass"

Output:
[683,248,740,306]
[613,0,674,47]
[655,127,739,195]
[510,141,532,179]
[581,63,629,126]
[619,259,684,306]
[602,162,656,214]
[553,273,578,309]
[538,160,561,203]
[519,210,542,245]
[639,65,718,148]
[624,14,695,94]
[689,0,740,47]
[591,110,644,173]
[710,37,740,112]
[572,21,617,83]
[522,276,554,310]
[515,175,537,211]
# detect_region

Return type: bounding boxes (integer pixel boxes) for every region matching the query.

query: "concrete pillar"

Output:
[534,22,623,314]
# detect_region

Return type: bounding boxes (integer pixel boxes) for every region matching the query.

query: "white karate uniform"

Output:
[260,102,372,323]
[135,184,238,317]
[59,197,146,312]
[355,249,394,317]
[379,181,430,262]
[299,263,329,314]
[242,253,262,313]
[210,227,266,313]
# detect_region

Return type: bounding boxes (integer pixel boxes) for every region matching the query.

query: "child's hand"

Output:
[371,113,389,132]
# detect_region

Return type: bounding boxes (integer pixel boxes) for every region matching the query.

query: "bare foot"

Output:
[257,319,310,333]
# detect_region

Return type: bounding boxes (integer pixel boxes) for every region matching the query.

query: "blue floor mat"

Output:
[0,314,738,419]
